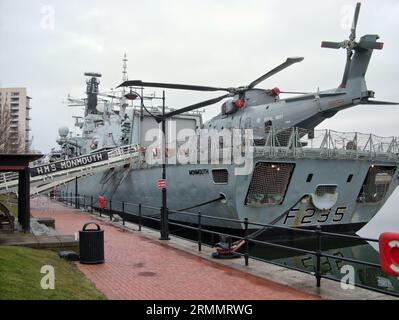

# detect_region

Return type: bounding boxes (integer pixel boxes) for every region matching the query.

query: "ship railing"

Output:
[53,192,399,298]
[160,127,399,162]
[0,144,142,194]
[0,172,19,191]
[107,144,140,159]
[249,127,399,160]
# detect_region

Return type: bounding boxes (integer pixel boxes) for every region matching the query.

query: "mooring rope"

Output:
[177,195,225,212]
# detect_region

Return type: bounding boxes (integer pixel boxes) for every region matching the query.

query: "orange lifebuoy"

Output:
[379,232,399,276]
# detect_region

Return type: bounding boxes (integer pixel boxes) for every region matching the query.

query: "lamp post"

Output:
[75,139,79,209]
[160,91,169,240]
[125,89,169,240]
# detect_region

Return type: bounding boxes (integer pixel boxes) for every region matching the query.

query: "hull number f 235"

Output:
[283,206,347,225]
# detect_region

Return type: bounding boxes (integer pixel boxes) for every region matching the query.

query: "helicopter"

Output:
[118,2,397,139]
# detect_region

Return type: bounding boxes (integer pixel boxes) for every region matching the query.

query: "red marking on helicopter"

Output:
[233,98,245,108]
[271,87,281,97]
[328,99,345,108]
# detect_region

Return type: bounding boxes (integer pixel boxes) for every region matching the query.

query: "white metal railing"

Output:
[0,144,141,194]
[240,127,399,160]
[161,127,399,161]
[274,128,399,160]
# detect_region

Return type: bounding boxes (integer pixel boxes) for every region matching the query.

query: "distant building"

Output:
[0,87,32,153]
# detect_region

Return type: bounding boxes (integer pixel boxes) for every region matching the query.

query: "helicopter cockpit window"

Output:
[265,120,272,134]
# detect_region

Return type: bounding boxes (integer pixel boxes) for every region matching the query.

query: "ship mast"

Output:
[120,53,128,117]
[122,53,128,84]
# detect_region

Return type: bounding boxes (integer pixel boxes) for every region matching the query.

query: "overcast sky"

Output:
[1,0,399,233]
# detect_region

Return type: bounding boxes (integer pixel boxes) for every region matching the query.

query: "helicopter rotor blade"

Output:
[322,3,361,49]
[279,90,313,95]
[360,100,399,105]
[321,41,343,49]
[350,2,361,41]
[161,94,231,121]
[248,57,304,89]
[358,40,384,50]
[117,80,232,93]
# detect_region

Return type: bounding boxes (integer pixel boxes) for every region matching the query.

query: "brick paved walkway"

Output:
[31,198,321,300]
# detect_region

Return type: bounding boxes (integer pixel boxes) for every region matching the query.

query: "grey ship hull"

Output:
[58,153,398,233]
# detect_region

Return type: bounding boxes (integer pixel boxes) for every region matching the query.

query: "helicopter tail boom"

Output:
[342,34,380,94]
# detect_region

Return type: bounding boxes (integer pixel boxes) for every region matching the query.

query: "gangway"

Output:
[0,144,141,195]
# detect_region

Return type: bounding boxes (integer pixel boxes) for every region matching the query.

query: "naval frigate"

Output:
[24,3,399,232]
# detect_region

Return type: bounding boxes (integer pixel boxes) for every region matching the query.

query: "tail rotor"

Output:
[321,2,384,88]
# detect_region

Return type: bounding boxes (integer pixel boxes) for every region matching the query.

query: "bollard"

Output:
[109,200,113,221]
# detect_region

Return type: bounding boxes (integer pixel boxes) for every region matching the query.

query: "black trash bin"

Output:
[79,222,104,264]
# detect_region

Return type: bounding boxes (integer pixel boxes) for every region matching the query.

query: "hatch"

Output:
[311,185,338,210]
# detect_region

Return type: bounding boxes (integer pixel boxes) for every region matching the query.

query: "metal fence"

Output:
[55,192,399,298]
[155,127,399,163]
[253,127,399,160]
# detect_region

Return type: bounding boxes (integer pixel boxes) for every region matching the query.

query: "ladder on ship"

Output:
[0,144,141,196]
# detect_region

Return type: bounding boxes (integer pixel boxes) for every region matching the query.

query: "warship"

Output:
[2,3,398,233]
